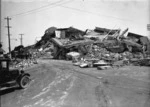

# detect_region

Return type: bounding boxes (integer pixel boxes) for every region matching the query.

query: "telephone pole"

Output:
[19,34,24,45]
[5,16,12,54]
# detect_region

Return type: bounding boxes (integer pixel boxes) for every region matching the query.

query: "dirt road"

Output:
[1,59,150,107]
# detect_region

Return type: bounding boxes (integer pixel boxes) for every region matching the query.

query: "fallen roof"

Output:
[127,32,144,38]
[57,27,84,33]
[94,27,120,35]
[51,38,94,48]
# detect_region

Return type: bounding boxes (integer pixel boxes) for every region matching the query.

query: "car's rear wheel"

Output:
[18,75,30,89]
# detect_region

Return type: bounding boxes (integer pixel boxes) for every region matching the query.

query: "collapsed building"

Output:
[125,32,150,53]
[51,38,94,59]
[11,25,150,69]
[34,26,85,49]
[32,26,150,67]
[84,27,120,40]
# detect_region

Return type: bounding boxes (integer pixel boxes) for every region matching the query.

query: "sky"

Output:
[1,0,150,52]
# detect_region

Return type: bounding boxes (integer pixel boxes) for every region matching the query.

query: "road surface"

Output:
[1,58,150,107]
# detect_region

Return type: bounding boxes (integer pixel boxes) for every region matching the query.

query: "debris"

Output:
[129,58,150,66]
[125,32,150,53]
[97,65,112,70]
[73,61,81,66]
[79,62,89,68]
[51,38,94,59]
[66,52,80,60]
[15,26,150,70]
[93,60,109,67]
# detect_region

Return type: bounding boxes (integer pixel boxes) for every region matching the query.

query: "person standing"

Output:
[0,43,5,58]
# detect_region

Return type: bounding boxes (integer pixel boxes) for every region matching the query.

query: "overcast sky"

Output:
[1,0,150,52]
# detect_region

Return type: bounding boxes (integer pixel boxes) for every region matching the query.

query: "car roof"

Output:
[0,58,11,62]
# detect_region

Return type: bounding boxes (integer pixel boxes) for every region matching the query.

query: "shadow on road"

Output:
[0,87,20,96]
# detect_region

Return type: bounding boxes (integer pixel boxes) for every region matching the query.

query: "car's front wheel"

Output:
[18,75,30,89]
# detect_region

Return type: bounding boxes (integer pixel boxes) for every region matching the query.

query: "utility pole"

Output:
[19,34,24,45]
[5,16,12,54]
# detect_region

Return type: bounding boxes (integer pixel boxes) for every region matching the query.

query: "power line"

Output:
[60,5,132,22]
[10,0,62,17]
[8,0,130,22]
[9,0,73,17]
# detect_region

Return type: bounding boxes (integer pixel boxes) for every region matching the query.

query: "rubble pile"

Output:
[62,28,150,69]
[71,44,150,69]
[31,26,150,69]
[12,58,38,70]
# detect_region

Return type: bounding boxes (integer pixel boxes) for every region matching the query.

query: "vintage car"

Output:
[0,58,30,89]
